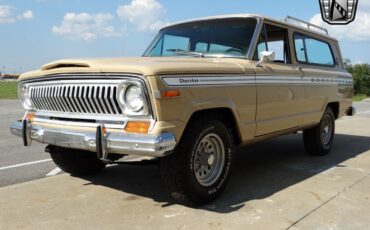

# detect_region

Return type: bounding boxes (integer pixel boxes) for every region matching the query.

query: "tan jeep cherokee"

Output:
[10,14,355,205]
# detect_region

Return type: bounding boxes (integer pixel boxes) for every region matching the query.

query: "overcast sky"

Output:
[1,0,370,73]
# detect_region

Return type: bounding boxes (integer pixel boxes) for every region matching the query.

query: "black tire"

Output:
[47,145,106,176]
[303,107,335,156]
[160,113,235,206]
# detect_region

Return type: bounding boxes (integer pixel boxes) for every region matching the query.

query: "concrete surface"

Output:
[354,101,370,117]
[0,113,369,229]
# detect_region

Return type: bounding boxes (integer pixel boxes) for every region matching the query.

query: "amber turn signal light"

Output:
[24,113,35,122]
[124,121,150,133]
[161,89,180,98]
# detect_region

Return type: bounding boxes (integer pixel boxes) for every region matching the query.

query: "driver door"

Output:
[253,23,304,136]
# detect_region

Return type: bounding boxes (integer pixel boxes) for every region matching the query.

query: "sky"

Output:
[1,0,370,73]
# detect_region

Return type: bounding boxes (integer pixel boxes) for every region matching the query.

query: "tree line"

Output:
[344,59,370,96]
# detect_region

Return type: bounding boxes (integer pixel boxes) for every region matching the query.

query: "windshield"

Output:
[143,18,257,58]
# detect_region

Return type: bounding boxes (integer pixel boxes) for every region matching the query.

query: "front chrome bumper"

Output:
[10,121,176,158]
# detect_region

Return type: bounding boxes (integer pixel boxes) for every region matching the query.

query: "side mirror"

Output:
[256,51,275,67]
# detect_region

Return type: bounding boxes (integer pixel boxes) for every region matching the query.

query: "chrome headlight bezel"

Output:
[124,84,144,112]
[18,84,34,110]
[117,81,149,116]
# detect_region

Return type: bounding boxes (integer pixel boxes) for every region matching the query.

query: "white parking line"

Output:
[0,159,52,171]
[356,110,370,115]
[46,167,62,176]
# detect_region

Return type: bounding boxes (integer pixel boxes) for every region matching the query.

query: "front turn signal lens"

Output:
[124,121,150,133]
[23,112,35,122]
[161,89,180,98]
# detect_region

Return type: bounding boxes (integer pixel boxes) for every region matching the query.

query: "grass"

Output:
[0,81,18,99]
[353,94,368,102]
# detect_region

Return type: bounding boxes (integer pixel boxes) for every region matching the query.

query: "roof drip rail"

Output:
[284,16,329,35]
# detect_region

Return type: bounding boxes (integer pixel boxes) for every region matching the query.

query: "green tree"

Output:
[344,60,370,96]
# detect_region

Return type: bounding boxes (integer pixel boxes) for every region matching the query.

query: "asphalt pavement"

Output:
[0,100,58,187]
[0,100,370,188]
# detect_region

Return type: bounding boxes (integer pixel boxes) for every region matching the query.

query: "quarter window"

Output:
[294,34,306,62]
[293,34,334,66]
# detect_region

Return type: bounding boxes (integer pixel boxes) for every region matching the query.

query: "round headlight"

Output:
[124,85,144,112]
[20,85,33,110]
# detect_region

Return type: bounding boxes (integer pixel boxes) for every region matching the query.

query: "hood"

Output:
[19,57,248,81]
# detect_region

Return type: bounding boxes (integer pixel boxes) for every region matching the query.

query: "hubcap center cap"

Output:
[324,126,329,134]
[207,154,215,166]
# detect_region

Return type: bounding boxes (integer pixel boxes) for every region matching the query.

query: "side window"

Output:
[254,24,291,64]
[162,34,189,56]
[294,33,335,66]
[305,38,334,66]
[195,42,208,52]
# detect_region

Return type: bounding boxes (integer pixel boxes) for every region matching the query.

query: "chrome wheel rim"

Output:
[194,133,225,187]
[321,115,332,145]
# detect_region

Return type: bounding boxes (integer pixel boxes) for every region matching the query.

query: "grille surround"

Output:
[22,79,149,120]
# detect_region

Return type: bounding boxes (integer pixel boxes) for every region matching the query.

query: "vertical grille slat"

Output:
[51,87,60,111]
[36,88,44,110]
[28,80,128,116]
[40,87,46,110]
[77,86,88,113]
[45,87,54,111]
[103,87,114,114]
[43,87,52,111]
[56,86,67,112]
[72,86,83,113]
[40,87,48,110]
[48,87,57,111]
[63,86,73,112]
[92,86,102,114]
[55,86,64,111]
[112,86,122,114]
[69,87,77,112]
[97,86,109,114]
[85,86,95,113]
[94,86,104,114]
[30,87,40,109]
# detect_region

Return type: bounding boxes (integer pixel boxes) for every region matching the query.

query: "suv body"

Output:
[10,14,355,205]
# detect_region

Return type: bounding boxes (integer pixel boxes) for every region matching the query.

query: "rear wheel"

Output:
[303,107,335,156]
[47,145,106,176]
[160,114,235,206]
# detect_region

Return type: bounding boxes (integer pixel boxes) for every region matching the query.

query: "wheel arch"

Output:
[327,102,339,119]
[181,108,242,145]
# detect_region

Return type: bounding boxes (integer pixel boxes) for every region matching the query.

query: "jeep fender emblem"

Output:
[319,0,358,24]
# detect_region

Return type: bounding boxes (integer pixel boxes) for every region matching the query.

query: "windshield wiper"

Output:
[166,49,204,57]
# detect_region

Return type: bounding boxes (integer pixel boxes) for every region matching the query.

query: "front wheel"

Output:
[303,107,335,156]
[47,145,106,176]
[160,114,235,206]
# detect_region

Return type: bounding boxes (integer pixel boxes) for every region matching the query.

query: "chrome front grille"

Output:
[28,80,123,116]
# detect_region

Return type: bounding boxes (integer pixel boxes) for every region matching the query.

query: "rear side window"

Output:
[293,33,334,66]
